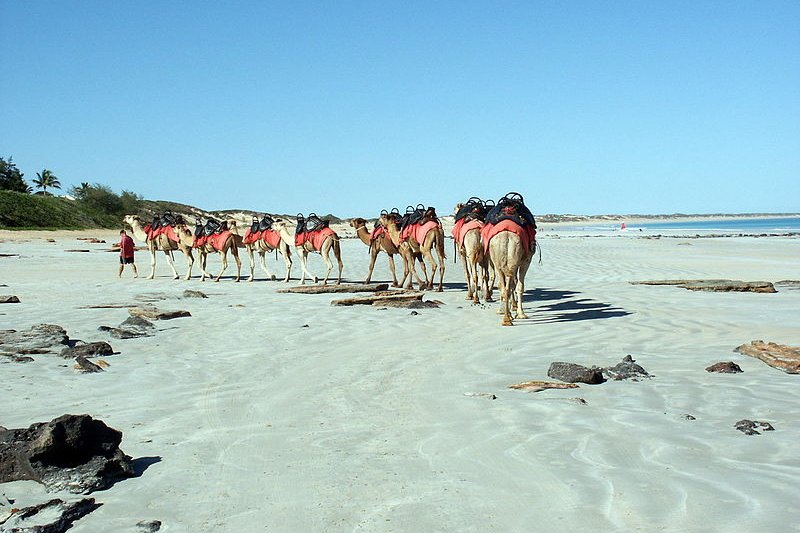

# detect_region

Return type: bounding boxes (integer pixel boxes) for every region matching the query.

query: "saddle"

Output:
[150,211,184,230]
[250,214,274,233]
[196,218,228,237]
[455,197,491,223]
[296,213,329,235]
[485,192,536,228]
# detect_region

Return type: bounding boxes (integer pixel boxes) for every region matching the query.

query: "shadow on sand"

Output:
[520,287,631,323]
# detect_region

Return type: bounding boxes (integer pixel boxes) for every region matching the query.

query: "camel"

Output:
[272,219,343,285]
[487,230,534,326]
[175,220,243,282]
[349,218,403,287]
[244,230,292,282]
[452,204,494,303]
[378,213,446,291]
[123,214,195,280]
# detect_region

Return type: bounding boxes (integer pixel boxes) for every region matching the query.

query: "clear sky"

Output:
[2,1,799,216]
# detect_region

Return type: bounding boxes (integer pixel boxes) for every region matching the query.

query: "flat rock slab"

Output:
[64,249,92,253]
[331,292,425,307]
[706,361,743,373]
[0,324,70,353]
[508,380,580,392]
[128,307,191,320]
[734,340,800,374]
[279,283,389,294]
[0,295,20,303]
[632,279,777,293]
[0,497,101,532]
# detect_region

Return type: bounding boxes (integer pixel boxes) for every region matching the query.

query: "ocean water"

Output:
[554,216,800,235]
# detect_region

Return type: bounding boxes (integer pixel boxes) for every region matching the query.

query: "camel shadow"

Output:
[520,287,631,323]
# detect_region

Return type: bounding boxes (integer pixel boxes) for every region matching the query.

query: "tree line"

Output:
[0,156,143,217]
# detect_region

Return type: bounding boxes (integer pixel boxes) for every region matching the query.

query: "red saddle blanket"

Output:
[401,220,439,244]
[194,230,232,250]
[144,225,179,243]
[295,227,335,250]
[451,218,483,247]
[370,226,386,242]
[244,228,282,248]
[481,220,536,255]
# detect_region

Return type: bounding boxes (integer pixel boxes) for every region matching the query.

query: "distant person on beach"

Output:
[118,229,138,278]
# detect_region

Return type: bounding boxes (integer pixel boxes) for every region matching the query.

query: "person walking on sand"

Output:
[118,229,138,278]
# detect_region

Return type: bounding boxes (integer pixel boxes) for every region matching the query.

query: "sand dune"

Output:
[1,231,798,532]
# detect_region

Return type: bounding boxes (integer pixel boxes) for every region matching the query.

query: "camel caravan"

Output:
[123,192,537,325]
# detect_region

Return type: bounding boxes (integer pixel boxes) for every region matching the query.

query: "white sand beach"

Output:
[1,230,799,532]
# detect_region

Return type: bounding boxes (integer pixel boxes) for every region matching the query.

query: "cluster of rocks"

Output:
[0,324,116,372]
[98,316,156,339]
[545,355,652,385]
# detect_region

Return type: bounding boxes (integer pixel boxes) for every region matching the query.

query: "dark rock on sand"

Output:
[74,355,104,373]
[705,361,743,373]
[0,414,135,493]
[182,289,208,298]
[603,355,651,380]
[547,362,605,384]
[734,419,775,435]
[0,295,20,303]
[136,519,163,532]
[60,342,114,359]
[0,497,101,533]
[1,353,35,363]
[0,324,70,353]
[99,316,157,339]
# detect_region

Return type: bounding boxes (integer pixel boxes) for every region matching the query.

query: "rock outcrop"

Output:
[0,414,135,493]
[603,355,651,380]
[734,341,800,374]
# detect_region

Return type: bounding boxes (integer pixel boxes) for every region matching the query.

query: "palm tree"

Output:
[33,169,61,196]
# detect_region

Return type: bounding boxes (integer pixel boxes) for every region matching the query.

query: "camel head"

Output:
[123,214,141,227]
[271,219,291,233]
[349,218,367,229]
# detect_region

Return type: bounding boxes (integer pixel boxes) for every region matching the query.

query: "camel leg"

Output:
[460,250,472,300]
[247,246,256,281]
[297,249,311,284]
[199,251,213,281]
[214,251,227,282]
[320,242,334,285]
[480,256,492,302]
[280,246,292,282]
[500,272,513,326]
[232,246,241,282]
[408,253,426,290]
[421,248,437,290]
[365,247,379,284]
[387,253,399,287]
[515,255,533,319]
[164,250,179,280]
[334,240,343,284]
[435,242,445,292]
[259,250,274,280]
[184,249,195,281]
[469,257,480,304]
[147,246,157,279]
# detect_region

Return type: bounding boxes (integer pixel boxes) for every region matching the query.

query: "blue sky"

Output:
[2,1,798,216]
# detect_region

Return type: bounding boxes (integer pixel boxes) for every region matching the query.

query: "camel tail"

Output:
[437,232,447,261]
[453,237,457,263]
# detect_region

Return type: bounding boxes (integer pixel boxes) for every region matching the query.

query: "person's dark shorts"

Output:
[120,256,134,264]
